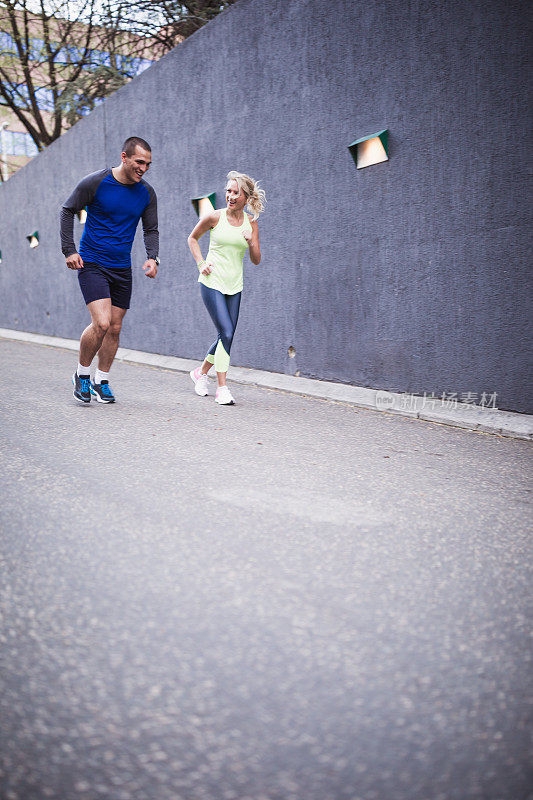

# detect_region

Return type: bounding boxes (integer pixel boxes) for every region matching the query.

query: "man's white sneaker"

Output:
[215,386,235,405]
[190,367,209,396]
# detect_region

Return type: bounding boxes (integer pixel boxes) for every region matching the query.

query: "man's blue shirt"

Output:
[61,169,159,270]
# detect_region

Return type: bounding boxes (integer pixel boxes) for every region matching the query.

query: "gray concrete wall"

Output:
[1,0,531,412]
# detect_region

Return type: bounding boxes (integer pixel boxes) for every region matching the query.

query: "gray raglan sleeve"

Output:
[141,184,159,260]
[60,169,108,257]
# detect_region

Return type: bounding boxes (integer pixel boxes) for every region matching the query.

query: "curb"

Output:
[1,328,531,441]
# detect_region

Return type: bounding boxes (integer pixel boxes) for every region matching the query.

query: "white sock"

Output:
[95,368,110,384]
[77,363,90,376]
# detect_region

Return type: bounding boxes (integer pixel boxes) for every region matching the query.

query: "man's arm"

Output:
[60,169,109,259]
[141,184,159,278]
[141,184,159,260]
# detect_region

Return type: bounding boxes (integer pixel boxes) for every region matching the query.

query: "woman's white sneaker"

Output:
[215,386,235,405]
[190,367,209,396]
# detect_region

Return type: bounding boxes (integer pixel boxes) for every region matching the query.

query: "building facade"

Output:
[0,0,531,412]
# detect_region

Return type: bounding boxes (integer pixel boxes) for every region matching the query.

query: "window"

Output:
[2,131,38,157]
[136,59,154,74]
[35,87,54,112]
[90,50,111,67]
[25,134,38,157]
[10,84,53,112]
[66,45,81,62]
[11,131,27,156]
[0,33,16,54]
[52,44,69,64]
[12,83,30,108]
[80,51,151,73]
[30,38,45,60]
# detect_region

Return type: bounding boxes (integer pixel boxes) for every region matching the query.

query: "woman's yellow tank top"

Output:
[198,208,252,295]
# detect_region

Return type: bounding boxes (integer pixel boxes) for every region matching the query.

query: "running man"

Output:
[60,136,159,404]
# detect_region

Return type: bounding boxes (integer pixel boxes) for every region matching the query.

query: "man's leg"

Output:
[96,305,127,372]
[87,306,127,403]
[79,298,112,369]
[72,298,111,403]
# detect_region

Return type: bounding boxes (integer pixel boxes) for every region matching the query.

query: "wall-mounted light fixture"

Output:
[349,129,389,169]
[191,192,216,217]
[77,208,87,224]
[27,231,39,248]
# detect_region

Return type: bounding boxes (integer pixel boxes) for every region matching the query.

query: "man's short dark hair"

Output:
[122,136,151,156]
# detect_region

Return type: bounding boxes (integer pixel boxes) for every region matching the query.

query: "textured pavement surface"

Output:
[1,338,531,800]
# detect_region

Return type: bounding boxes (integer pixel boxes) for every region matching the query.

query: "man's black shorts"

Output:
[78,262,132,309]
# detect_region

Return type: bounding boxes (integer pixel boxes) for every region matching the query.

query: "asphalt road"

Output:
[1,338,531,800]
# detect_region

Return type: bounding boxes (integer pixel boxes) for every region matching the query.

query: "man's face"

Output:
[121,146,152,183]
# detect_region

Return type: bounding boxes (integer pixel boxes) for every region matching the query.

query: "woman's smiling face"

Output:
[225,180,247,211]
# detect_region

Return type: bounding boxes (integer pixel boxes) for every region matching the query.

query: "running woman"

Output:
[60,137,159,404]
[187,171,265,405]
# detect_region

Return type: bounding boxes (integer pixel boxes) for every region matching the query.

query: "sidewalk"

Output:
[1,335,531,800]
[1,328,532,440]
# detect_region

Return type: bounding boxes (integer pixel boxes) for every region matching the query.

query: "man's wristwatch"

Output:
[152,256,160,265]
